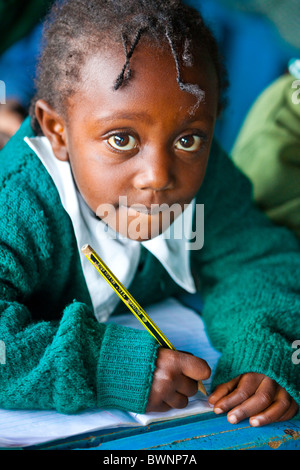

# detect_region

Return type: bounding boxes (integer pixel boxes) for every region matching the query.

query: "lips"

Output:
[120,204,167,215]
[119,200,186,217]
[131,203,170,215]
[117,195,185,216]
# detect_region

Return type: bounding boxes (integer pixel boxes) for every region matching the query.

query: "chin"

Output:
[122,213,164,241]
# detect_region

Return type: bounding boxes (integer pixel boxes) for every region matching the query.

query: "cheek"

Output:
[70,155,124,211]
[179,158,209,196]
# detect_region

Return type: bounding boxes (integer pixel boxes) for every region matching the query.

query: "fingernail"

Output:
[251,418,260,427]
[214,407,223,414]
[228,414,238,424]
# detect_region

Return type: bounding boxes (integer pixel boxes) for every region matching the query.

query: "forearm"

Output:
[0,298,159,414]
[198,218,300,409]
[202,273,300,399]
[194,141,300,409]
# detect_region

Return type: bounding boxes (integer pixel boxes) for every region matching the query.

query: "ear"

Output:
[35,99,69,161]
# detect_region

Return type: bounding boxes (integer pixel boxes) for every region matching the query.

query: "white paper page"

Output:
[0,298,221,448]
[0,407,138,448]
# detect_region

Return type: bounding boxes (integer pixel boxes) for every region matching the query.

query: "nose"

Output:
[133,146,175,192]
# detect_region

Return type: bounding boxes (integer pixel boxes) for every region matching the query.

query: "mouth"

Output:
[120,203,176,216]
[132,204,169,215]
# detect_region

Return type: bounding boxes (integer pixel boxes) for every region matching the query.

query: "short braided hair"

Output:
[30,0,228,134]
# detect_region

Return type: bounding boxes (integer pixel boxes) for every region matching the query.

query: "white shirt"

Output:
[24,136,196,322]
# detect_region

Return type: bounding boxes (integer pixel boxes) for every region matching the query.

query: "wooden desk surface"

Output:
[30,411,300,451]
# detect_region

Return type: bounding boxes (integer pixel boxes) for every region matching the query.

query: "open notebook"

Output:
[0,298,221,448]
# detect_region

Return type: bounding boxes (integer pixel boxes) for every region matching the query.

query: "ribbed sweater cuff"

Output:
[97,323,159,413]
[212,327,300,414]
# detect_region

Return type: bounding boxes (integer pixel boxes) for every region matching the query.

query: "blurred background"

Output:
[0,0,299,152]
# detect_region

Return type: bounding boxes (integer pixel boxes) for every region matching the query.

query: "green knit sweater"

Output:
[0,118,299,415]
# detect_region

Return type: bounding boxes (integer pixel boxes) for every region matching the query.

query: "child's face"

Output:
[43,41,218,240]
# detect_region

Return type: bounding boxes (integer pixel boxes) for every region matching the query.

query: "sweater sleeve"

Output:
[231,74,300,239]
[194,141,300,412]
[0,298,158,414]
[0,152,158,414]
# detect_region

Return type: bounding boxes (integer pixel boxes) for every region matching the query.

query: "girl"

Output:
[0,0,299,427]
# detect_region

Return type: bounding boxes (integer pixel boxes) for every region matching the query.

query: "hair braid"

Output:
[114,28,145,90]
[30,0,228,135]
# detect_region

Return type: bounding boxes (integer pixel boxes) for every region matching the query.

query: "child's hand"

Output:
[146,349,211,412]
[209,373,299,427]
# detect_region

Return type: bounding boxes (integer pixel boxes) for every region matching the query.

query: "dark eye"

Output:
[107,134,136,151]
[175,135,202,152]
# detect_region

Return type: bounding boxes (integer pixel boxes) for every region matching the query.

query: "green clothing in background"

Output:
[0,0,53,55]
[232,73,300,238]
[217,0,300,49]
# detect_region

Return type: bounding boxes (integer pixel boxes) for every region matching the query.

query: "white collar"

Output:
[24,136,196,321]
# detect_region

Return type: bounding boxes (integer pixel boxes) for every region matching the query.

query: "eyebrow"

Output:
[94,112,155,125]
[93,111,215,126]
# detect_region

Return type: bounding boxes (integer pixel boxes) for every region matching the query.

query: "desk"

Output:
[28,412,300,451]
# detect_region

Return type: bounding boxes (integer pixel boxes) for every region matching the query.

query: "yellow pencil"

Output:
[81,244,207,396]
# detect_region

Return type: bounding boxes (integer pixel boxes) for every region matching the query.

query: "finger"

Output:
[180,353,211,382]
[146,400,171,413]
[212,373,263,412]
[209,376,241,406]
[276,399,299,422]
[250,400,298,427]
[249,388,294,427]
[176,375,198,398]
[165,391,189,410]
[226,377,278,424]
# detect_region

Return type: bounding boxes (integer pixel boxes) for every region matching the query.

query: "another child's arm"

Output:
[146,349,210,412]
[232,74,300,239]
